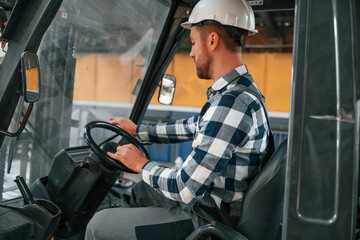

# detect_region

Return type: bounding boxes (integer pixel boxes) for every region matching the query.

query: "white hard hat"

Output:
[181,0,258,35]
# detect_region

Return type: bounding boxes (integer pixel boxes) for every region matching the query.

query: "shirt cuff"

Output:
[141,161,159,185]
[137,124,150,142]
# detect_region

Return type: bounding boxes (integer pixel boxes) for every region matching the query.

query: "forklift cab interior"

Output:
[0,0,359,240]
[0,0,290,239]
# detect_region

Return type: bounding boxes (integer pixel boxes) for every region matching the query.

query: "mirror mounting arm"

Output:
[0,102,33,137]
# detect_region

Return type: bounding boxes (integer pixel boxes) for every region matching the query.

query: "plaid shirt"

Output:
[138,65,271,216]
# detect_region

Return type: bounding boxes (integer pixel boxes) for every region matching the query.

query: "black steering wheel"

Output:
[83,121,150,173]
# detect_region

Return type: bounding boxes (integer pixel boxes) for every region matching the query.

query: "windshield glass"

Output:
[1,0,170,200]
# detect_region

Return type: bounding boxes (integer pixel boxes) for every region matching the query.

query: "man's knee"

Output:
[85,211,102,240]
[85,209,129,240]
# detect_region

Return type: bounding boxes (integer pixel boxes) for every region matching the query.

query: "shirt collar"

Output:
[206,65,249,98]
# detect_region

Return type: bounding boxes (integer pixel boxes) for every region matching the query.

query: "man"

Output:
[85,0,273,239]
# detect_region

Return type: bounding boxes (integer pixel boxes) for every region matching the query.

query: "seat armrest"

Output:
[186,222,248,240]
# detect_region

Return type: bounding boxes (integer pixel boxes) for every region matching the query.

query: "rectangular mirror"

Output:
[158,74,176,105]
[21,52,40,103]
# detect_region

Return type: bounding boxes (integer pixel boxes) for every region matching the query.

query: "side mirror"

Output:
[21,52,41,103]
[0,52,40,137]
[158,74,176,105]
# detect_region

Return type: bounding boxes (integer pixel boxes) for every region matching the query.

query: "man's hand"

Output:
[109,117,137,136]
[107,144,149,174]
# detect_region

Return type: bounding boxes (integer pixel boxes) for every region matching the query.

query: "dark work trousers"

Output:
[85,181,239,240]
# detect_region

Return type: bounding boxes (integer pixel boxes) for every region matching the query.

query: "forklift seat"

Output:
[187,139,287,240]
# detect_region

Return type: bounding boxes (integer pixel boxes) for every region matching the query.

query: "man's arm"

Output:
[141,94,256,204]
[109,115,198,143]
[137,115,199,144]
[107,115,199,173]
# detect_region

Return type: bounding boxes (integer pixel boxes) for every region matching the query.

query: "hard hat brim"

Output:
[180,21,192,30]
[181,20,258,36]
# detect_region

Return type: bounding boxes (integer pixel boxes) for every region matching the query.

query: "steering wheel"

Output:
[83,121,150,173]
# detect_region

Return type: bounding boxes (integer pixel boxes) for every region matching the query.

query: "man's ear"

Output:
[208,32,219,51]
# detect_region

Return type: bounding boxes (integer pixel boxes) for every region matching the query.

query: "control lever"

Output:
[14,175,35,204]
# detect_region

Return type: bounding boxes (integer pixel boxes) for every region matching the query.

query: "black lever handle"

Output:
[14,175,35,204]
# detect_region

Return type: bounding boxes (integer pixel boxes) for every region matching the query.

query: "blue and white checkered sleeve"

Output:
[141,94,255,204]
[137,115,198,144]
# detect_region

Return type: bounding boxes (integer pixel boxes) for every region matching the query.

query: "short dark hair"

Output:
[194,20,248,51]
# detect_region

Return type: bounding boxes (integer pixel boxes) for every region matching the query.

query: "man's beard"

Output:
[195,51,211,80]
[196,65,211,79]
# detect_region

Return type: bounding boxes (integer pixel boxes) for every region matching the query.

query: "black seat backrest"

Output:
[237,139,287,240]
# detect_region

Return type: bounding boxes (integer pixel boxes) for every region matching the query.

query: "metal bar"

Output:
[130,1,189,123]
